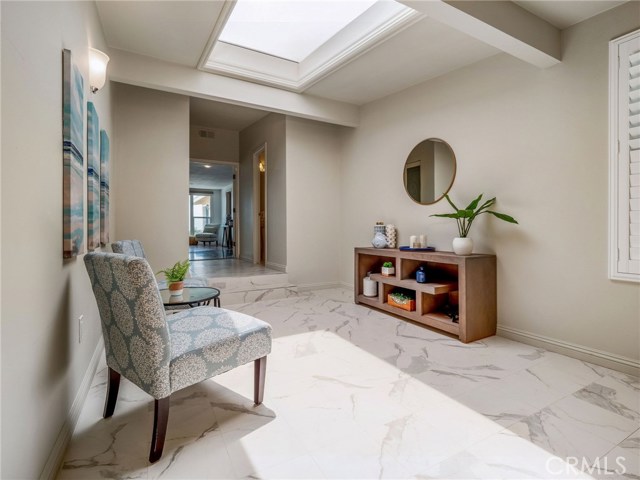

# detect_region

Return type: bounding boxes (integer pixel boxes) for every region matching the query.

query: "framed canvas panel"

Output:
[62,49,85,258]
[87,102,100,251]
[100,129,110,246]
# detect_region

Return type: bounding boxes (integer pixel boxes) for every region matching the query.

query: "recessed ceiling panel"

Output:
[218,0,378,62]
[305,17,499,105]
[96,1,224,66]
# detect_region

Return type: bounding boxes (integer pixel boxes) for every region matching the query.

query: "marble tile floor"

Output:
[190,258,282,279]
[58,288,640,480]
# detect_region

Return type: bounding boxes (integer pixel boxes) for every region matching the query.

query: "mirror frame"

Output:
[403,138,457,206]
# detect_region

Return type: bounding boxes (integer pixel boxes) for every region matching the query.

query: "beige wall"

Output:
[340,3,640,363]
[238,114,287,268]
[113,83,189,270]
[1,1,113,477]
[189,125,239,162]
[286,117,343,287]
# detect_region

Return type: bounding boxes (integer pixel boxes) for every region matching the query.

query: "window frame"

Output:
[609,29,640,282]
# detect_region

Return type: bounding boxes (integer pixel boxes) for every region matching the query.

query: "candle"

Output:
[409,235,417,248]
[419,235,426,247]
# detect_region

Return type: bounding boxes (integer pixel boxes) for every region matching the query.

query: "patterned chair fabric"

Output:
[111,239,208,288]
[84,252,272,399]
[111,239,147,258]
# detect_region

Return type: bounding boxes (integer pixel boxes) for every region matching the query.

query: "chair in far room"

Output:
[194,224,220,246]
[84,252,272,462]
[111,239,207,288]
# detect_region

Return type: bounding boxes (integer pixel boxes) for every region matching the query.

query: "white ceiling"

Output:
[95,1,224,66]
[190,97,268,130]
[190,162,235,190]
[97,0,631,109]
[306,16,499,105]
[514,0,627,29]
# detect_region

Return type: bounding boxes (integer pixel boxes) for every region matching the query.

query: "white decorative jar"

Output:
[385,224,397,248]
[371,232,387,249]
[452,237,473,255]
[363,276,378,297]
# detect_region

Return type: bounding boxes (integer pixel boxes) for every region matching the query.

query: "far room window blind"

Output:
[610,29,640,282]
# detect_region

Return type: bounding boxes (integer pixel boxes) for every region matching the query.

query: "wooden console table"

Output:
[354,247,496,343]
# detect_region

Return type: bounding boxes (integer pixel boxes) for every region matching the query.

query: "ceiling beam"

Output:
[108,48,360,128]
[398,0,561,68]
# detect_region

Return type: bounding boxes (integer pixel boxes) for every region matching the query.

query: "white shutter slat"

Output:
[611,33,640,281]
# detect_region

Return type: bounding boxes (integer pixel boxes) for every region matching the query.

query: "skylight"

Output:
[203,0,421,92]
[218,0,378,62]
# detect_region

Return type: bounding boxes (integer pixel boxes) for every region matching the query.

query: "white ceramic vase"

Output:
[452,237,473,255]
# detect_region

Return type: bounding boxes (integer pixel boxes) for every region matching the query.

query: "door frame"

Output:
[252,144,267,265]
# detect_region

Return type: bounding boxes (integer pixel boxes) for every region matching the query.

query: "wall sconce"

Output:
[259,158,266,173]
[89,48,110,93]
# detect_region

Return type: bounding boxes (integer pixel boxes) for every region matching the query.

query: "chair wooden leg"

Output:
[103,367,121,418]
[254,356,267,405]
[149,396,170,463]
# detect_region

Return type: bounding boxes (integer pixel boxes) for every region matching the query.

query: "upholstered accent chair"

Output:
[84,252,272,462]
[194,224,219,246]
[111,239,207,288]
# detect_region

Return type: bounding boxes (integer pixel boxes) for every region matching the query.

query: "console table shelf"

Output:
[354,247,496,343]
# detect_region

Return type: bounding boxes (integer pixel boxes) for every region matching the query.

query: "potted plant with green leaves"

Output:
[157,259,190,296]
[381,261,395,277]
[431,194,518,255]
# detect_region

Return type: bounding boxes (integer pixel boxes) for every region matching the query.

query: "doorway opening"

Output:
[253,145,267,266]
[188,161,237,262]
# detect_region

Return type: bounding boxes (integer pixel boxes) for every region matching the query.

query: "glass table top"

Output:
[159,287,221,306]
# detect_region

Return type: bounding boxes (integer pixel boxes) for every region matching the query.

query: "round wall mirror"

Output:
[403,138,456,205]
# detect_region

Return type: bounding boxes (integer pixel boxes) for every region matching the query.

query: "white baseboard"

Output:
[497,325,639,376]
[239,255,253,264]
[40,337,104,480]
[265,261,287,273]
[340,281,354,289]
[297,282,342,292]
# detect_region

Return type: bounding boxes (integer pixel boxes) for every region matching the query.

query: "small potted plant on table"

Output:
[157,259,190,296]
[381,261,395,277]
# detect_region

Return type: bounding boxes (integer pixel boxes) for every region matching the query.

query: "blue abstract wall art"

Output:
[87,101,100,251]
[62,49,85,258]
[100,129,110,246]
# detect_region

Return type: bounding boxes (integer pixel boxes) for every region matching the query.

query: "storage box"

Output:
[388,294,416,311]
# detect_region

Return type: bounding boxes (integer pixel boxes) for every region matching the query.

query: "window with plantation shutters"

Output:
[610,29,640,282]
